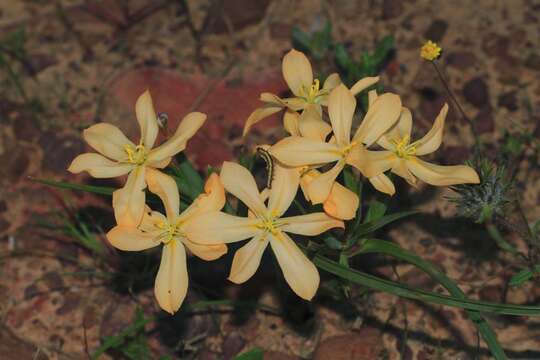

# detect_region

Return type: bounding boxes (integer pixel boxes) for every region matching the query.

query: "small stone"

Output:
[474,107,495,134]
[497,91,518,111]
[382,0,403,20]
[424,19,448,42]
[462,78,490,108]
[221,331,245,359]
[446,51,478,70]
[313,327,384,360]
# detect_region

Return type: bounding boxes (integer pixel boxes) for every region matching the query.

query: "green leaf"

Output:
[291,27,312,54]
[169,154,204,201]
[91,309,154,360]
[323,235,343,250]
[355,210,417,236]
[334,44,354,74]
[33,177,115,196]
[358,239,507,359]
[509,265,540,287]
[364,201,387,223]
[233,347,264,360]
[372,35,394,66]
[313,253,540,316]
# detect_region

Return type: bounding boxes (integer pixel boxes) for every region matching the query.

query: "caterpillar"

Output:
[256,147,274,189]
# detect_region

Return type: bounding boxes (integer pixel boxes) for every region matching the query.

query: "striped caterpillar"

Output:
[256,147,274,189]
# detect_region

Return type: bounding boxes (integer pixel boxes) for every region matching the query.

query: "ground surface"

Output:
[1,0,540,359]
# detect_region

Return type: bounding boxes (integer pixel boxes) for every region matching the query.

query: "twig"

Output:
[431,61,481,150]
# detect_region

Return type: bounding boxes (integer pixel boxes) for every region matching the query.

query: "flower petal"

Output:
[270,136,341,167]
[186,212,260,245]
[228,233,269,284]
[368,89,378,106]
[407,158,480,186]
[298,105,332,141]
[242,105,283,136]
[136,90,159,149]
[268,164,300,217]
[369,174,396,195]
[146,168,179,219]
[347,148,396,178]
[350,76,379,95]
[68,153,133,178]
[184,239,227,261]
[146,112,206,165]
[283,109,300,136]
[281,213,344,235]
[323,73,342,90]
[377,107,412,151]
[112,166,147,226]
[180,173,226,222]
[353,93,402,146]
[307,162,344,204]
[328,84,355,146]
[323,182,359,220]
[414,103,448,156]
[155,241,188,314]
[282,49,313,96]
[106,226,160,251]
[220,161,266,214]
[270,232,319,300]
[83,123,134,161]
[391,158,417,186]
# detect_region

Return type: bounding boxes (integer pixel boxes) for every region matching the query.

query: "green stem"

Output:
[486,223,518,254]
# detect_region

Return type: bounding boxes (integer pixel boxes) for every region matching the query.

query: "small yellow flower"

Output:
[107,172,227,314]
[420,40,442,61]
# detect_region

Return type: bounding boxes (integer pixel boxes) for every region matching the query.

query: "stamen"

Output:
[298,79,328,104]
[123,144,147,165]
[391,135,417,158]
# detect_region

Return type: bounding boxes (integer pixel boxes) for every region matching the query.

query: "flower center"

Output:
[123,144,147,165]
[391,135,416,158]
[298,79,328,104]
[155,220,183,245]
[256,212,282,236]
[340,141,358,158]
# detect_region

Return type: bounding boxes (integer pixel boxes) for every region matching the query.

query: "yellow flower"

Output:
[360,95,480,192]
[270,106,359,220]
[420,40,442,61]
[68,90,206,227]
[107,172,227,314]
[185,162,344,300]
[270,84,402,204]
[242,49,379,136]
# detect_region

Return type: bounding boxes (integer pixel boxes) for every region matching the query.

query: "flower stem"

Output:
[431,61,481,151]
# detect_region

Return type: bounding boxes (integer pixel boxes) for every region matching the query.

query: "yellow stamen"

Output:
[340,141,358,158]
[391,135,417,158]
[298,79,328,104]
[255,212,283,236]
[155,220,182,244]
[123,144,147,165]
